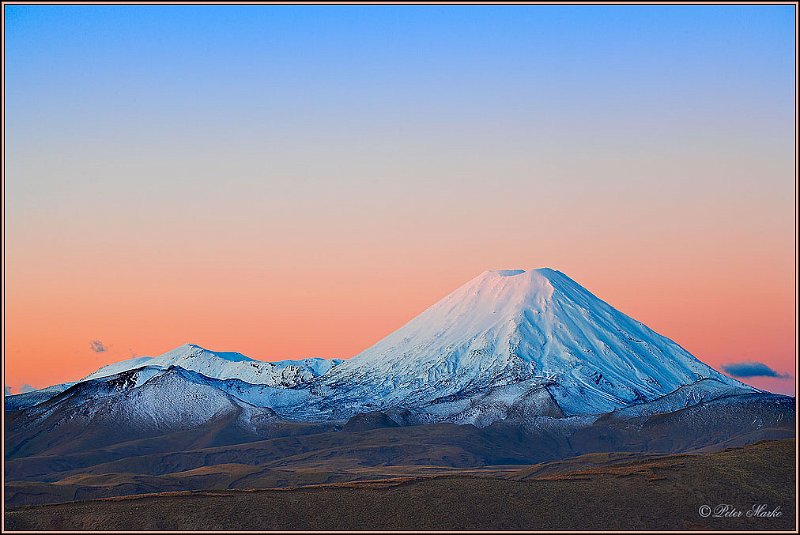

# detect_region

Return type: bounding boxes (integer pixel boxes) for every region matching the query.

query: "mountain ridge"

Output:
[5,269,769,428]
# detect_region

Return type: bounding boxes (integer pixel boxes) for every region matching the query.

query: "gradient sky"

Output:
[4,5,796,395]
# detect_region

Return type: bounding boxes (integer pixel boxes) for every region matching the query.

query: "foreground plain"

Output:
[5,439,795,531]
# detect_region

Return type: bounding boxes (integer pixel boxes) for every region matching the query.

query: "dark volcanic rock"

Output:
[342,411,402,432]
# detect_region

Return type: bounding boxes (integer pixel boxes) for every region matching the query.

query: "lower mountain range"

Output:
[4,269,794,508]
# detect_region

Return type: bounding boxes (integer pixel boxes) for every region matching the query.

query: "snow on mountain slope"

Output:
[306,269,749,418]
[607,378,759,420]
[82,343,344,387]
[22,365,278,434]
[414,380,565,427]
[8,269,757,428]
[4,382,77,411]
[82,356,155,381]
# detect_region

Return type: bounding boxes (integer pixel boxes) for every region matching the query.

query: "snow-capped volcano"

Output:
[307,268,748,417]
[5,268,792,512]
[5,266,791,507]
[6,268,754,426]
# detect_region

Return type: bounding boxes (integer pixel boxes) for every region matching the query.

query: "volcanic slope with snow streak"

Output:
[306,269,750,418]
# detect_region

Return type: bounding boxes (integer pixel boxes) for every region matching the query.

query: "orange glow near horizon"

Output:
[5,238,795,394]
